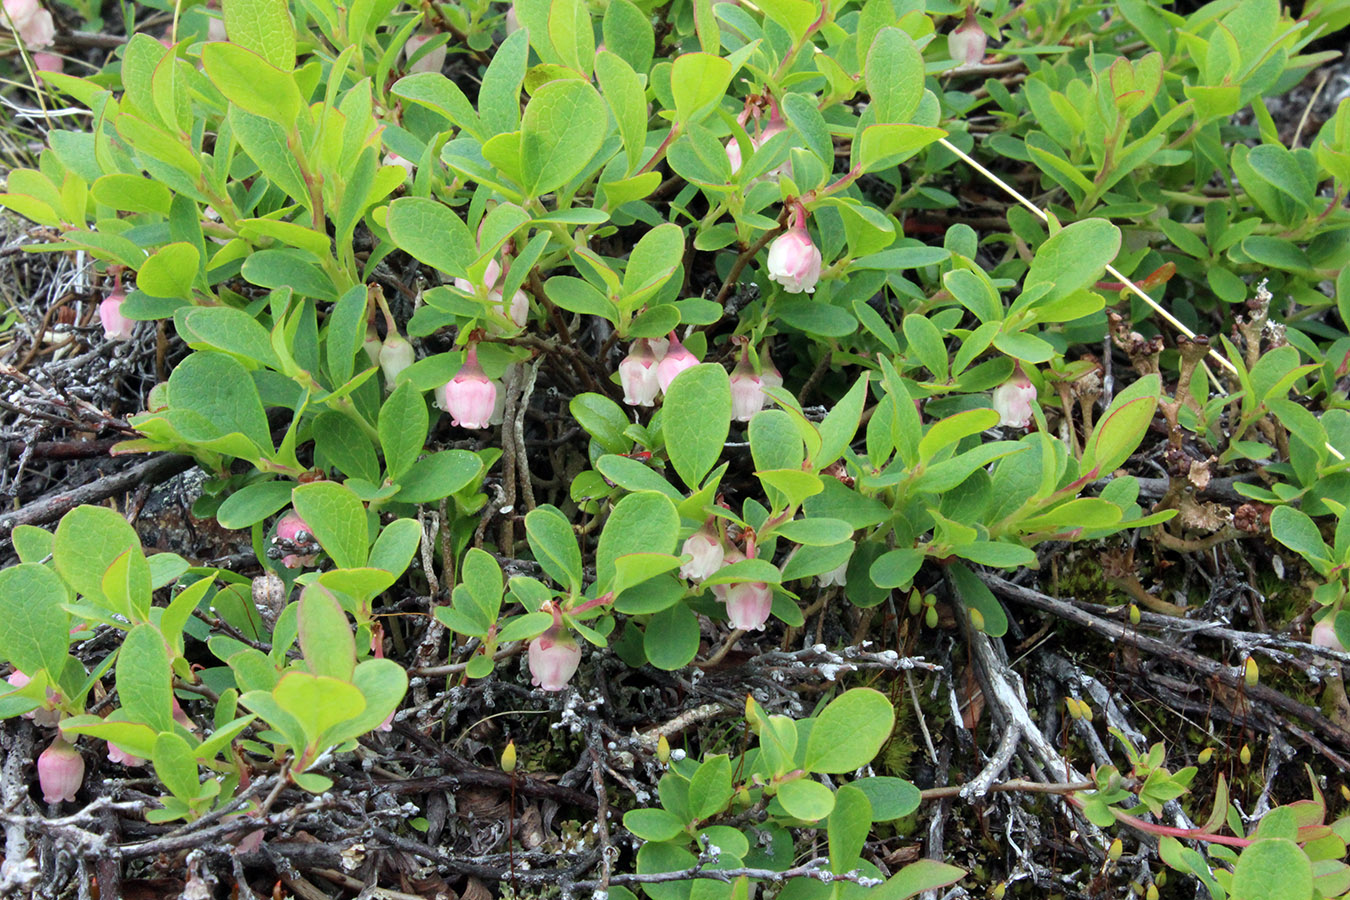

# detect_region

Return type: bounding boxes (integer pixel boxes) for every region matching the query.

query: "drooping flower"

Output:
[619,339,661,407]
[730,349,764,422]
[454,258,528,328]
[275,509,317,568]
[991,369,1037,429]
[1312,618,1343,651]
[107,742,146,767]
[710,547,746,603]
[379,331,415,385]
[441,345,498,429]
[948,8,987,67]
[404,33,447,74]
[656,332,698,394]
[818,559,849,588]
[528,609,582,691]
[32,51,61,72]
[766,216,823,295]
[724,581,772,631]
[38,738,84,804]
[759,346,783,395]
[4,0,55,49]
[679,522,725,582]
[99,283,136,342]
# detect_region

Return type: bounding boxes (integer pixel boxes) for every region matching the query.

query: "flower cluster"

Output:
[620,333,698,406]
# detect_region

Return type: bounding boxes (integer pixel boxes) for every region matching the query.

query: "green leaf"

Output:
[271,671,366,753]
[773,518,854,546]
[387,197,475,280]
[520,79,608,196]
[644,602,700,670]
[755,0,816,44]
[153,732,202,801]
[664,364,731,490]
[137,242,199,300]
[0,564,70,679]
[816,374,869,470]
[525,505,584,592]
[569,392,633,455]
[178,307,282,370]
[865,28,924,124]
[827,785,872,873]
[1230,838,1313,900]
[548,0,595,75]
[102,546,153,623]
[596,492,680,588]
[948,562,1009,637]
[851,776,922,820]
[396,450,483,502]
[1024,218,1122,303]
[873,860,967,900]
[392,73,483,142]
[624,808,687,842]
[314,410,380,483]
[292,481,369,569]
[201,42,302,127]
[595,50,647,172]
[622,223,685,308]
[689,754,734,820]
[53,505,141,605]
[167,352,272,453]
[379,382,429,481]
[777,779,836,820]
[222,0,296,70]
[298,585,356,681]
[1080,373,1160,477]
[803,688,895,773]
[118,624,175,733]
[856,123,947,173]
[1271,506,1331,566]
[671,53,732,125]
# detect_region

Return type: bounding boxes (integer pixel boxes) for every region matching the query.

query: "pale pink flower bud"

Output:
[759,347,783,394]
[276,510,311,544]
[7,670,30,690]
[33,51,61,72]
[1312,619,1343,651]
[657,333,697,393]
[948,10,987,67]
[441,346,497,429]
[5,0,54,48]
[99,291,136,341]
[453,259,502,298]
[363,319,383,367]
[647,335,670,360]
[992,371,1036,429]
[724,581,772,631]
[818,560,849,588]
[38,738,84,804]
[504,5,519,34]
[730,351,764,422]
[207,15,227,42]
[619,339,660,407]
[528,622,582,691]
[679,524,724,582]
[107,742,146,767]
[404,33,447,74]
[504,288,528,327]
[379,332,415,384]
[766,224,822,294]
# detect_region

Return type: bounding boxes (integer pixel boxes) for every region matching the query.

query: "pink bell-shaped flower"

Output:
[441,346,498,430]
[107,741,146,767]
[991,368,1036,429]
[5,0,55,48]
[379,331,415,385]
[99,278,136,342]
[656,333,698,394]
[33,51,62,72]
[1312,619,1343,651]
[724,581,772,631]
[275,509,318,568]
[528,609,582,692]
[679,522,725,582]
[38,738,84,804]
[404,33,447,74]
[766,211,823,295]
[619,339,661,407]
[948,8,987,67]
[730,349,764,422]
[759,346,783,394]
[817,560,849,588]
